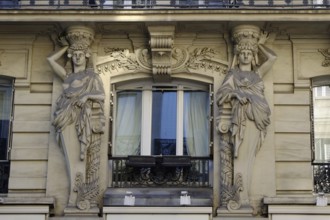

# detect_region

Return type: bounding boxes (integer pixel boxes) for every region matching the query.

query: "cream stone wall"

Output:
[0,33,52,196]
[272,36,330,195]
[0,21,329,218]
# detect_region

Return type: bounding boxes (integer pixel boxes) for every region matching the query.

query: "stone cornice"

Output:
[1,10,330,22]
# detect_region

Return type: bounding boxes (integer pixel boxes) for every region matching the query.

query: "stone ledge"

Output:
[264,196,319,205]
[214,218,267,220]
[0,205,50,214]
[50,218,102,220]
[103,206,212,214]
[0,196,54,206]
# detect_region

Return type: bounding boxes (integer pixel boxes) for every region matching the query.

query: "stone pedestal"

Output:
[64,206,99,217]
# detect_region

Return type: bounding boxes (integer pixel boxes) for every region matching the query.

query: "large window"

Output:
[111,80,212,157]
[0,76,14,194]
[312,77,330,163]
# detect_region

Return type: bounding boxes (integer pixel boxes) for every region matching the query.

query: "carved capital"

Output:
[65,25,95,50]
[232,24,260,44]
[148,25,175,82]
[232,25,260,55]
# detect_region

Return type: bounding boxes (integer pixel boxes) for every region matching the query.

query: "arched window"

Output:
[111,79,212,157]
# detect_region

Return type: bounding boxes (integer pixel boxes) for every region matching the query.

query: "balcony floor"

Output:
[103,187,213,207]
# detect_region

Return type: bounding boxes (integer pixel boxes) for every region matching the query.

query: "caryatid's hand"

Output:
[258,31,269,45]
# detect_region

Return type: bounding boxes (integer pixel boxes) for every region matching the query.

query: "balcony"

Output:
[110,156,211,188]
[105,156,212,206]
[0,0,329,9]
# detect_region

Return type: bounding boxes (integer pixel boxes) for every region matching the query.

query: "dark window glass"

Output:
[151,91,177,155]
[0,77,14,161]
[0,76,14,194]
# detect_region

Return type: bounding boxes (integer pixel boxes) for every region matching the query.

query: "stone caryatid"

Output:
[217,25,277,212]
[47,25,105,213]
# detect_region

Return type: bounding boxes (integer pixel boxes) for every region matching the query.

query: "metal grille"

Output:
[0,0,329,9]
[110,156,211,188]
[314,164,330,193]
[0,161,10,194]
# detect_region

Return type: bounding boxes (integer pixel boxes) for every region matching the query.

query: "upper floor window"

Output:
[111,80,212,157]
[312,76,330,163]
[0,76,14,194]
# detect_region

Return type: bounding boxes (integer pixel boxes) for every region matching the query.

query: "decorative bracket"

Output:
[148,25,175,82]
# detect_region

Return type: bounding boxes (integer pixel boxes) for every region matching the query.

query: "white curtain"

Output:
[114,91,142,155]
[184,91,209,156]
[313,86,330,161]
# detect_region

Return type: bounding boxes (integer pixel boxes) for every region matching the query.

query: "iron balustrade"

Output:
[110,156,211,188]
[313,163,330,194]
[0,161,10,194]
[0,0,329,9]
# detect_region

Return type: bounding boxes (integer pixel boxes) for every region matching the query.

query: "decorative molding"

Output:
[318,48,330,67]
[186,47,227,75]
[66,25,95,48]
[290,39,330,88]
[0,49,29,79]
[0,47,31,88]
[136,48,152,70]
[171,47,189,71]
[148,25,175,82]
[96,48,141,75]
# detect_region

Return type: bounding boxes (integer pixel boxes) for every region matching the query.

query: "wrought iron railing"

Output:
[313,163,330,194]
[110,156,211,188]
[0,0,329,9]
[0,161,10,194]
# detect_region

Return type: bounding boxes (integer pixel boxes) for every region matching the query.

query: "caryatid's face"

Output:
[238,49,254,65]
[72,50,87,67]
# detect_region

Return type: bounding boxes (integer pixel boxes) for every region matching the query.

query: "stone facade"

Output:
[0,6,329,220]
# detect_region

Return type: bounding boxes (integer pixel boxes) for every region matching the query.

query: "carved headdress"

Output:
[65,25,95,56]
[231,25,260,69]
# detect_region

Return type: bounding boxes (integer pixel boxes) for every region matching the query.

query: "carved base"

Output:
[64,206,100,217]
[217,205,253,217]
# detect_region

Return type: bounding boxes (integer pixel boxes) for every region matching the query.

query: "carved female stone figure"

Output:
[47,25,105,211]
[217,25,276,210]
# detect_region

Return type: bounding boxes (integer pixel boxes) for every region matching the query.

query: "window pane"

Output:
[151,91,177,155]
[114,91,142,156]
[0,81,13,161]
[184,91,209,156]
[313,85,330,162]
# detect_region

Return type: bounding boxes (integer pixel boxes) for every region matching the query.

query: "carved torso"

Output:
[217,68,271,156]
[53,68,104,133]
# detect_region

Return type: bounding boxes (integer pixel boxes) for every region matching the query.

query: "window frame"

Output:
[110,79,213,157]
[0,75,15,194]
